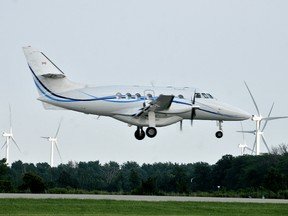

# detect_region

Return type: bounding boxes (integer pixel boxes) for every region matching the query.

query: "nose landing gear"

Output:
[215,120,223,139]
[215,130,223,138]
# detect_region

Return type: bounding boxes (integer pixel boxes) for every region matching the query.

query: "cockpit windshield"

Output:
[195,93,214,99]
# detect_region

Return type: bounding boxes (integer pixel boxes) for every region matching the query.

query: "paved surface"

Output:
[0,194,288,203]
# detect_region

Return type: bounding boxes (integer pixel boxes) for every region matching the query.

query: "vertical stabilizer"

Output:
[23,46,83,110]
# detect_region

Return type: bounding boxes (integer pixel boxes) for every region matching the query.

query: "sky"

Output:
[1,0,288,166]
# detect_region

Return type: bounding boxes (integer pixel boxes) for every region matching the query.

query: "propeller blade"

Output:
[244,81,261,116]
[190,91,197,126]
[11,137,21,153]
[180,120,183,131]
[55,141,63,163]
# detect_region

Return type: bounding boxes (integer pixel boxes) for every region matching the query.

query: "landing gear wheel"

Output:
[135,127,145,140]
[146,127,157,138]
[215,131,223,139]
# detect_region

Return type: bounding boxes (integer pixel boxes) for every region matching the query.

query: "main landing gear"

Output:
[134,126,157,140]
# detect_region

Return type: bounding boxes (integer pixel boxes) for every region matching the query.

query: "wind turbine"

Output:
[241,82,288,155]
[1,105,21,165]
[238,122,254,155]
[41,120,63,167]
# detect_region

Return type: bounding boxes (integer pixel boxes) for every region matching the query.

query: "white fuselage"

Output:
[37,83,250,127]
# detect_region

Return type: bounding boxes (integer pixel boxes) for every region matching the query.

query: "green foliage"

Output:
[19,172,46,193]
[0,199,288,216]
[2,149,288,196]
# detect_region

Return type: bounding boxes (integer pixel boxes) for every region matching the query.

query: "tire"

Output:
[135,128,145,140]
[215,131,223,139]
[146,127,157,138]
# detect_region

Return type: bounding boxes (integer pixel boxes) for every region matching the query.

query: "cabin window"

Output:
[178,94,184,99]
[146,93,153,100]
[126,93,131,99]
[116,92,122,99]
[135,93,141,99]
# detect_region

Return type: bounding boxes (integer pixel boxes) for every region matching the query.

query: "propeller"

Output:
[179,90,198,130]
[190,90,197,126]
[180,120,183,131]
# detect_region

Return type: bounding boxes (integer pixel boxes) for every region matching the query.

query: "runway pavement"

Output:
[0,193,288,203]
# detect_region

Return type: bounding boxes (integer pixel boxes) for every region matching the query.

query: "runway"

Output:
[0,194,288,203]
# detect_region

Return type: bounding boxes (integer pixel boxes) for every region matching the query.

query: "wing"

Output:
[134,95,174,117]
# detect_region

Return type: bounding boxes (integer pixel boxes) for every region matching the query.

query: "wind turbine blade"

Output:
[11,137,21,153]
[9,104,12,131]
[251,138,257,155]
[261,103,274,132]
[246,146,254,153]
[55,119,62,138]
[240,122,245,140]
[55,141,62,163]
[261,134,270,153]
[1,141,7,150]
[262,116,288,121]
[236,130,255,134]
[244,81,260,116]
[41,136,50,139]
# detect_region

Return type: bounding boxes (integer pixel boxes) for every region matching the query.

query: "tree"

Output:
[263,167,285,192]
[101,161,120,191]
[211,155,233,189]
[0,158,12,192]
[20,172,45,193]
[192,162,212,192]
[137,177,158,195]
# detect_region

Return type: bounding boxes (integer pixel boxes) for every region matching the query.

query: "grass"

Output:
[0,199,287,216]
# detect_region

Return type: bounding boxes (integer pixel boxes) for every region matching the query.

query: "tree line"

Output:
[1,145,288,198]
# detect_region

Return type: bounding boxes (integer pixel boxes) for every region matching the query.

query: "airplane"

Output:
[22,46,251,140]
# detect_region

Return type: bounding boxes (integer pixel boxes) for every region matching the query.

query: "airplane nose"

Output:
[217,102,251,121]
[237,109,251,120]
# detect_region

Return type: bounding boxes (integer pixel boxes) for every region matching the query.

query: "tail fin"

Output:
[23,46,66,79]
[23,46,83,110]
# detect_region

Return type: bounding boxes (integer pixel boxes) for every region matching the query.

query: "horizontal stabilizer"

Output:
[41,101,67,110]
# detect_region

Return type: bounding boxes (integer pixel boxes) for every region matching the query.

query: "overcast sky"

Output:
[1,0,288,166]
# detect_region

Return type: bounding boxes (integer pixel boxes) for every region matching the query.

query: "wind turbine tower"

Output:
[42,120,63,167]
